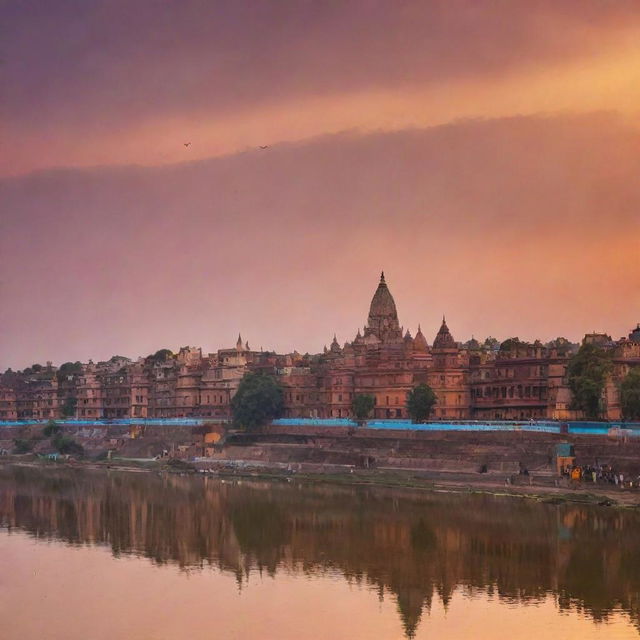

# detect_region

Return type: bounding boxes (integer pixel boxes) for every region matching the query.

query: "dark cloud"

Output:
[4,0,640,130]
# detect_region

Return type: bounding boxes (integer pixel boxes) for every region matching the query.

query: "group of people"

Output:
[562,464,639,489]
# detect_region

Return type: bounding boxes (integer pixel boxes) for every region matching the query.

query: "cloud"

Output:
[2,112,639,368]
[4,1,640,175]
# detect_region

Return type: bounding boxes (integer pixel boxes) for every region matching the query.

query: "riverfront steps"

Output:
[226,427,640,478]
[3,420,640,482]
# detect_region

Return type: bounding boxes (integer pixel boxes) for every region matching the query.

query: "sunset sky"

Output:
[2,1,640,369]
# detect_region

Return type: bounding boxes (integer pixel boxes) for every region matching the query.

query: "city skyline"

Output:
[2,2,640,369]
[1,263,639,371]
[2,268,638,371]
[3,272,639,424]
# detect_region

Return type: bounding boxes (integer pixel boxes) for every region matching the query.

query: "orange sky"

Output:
[1,1,640,368]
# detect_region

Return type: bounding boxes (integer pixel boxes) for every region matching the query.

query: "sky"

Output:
[1,0,640,369]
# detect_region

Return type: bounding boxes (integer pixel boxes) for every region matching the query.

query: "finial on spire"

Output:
[380,270,385,283]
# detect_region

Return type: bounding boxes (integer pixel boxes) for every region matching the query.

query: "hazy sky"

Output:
[2,1,640,368]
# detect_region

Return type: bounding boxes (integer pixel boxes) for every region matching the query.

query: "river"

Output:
[0,465,638,639]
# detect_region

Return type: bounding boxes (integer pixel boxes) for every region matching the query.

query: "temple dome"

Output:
[433,317,457,350]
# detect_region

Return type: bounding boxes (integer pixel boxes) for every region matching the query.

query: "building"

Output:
[2,273,639,422]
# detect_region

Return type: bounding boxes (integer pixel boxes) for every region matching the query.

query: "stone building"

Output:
[2,274,639,423]
[0,385,17,420]
[75,362,103,419]
[275,273,640,422]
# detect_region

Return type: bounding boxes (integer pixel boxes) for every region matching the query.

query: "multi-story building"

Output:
[276,274,640,421]
[2,274,639,422]
[75,362,103,419]
[0,385,17,420]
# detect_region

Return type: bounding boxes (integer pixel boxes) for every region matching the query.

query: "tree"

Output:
[43,420,61,437]
[352,394,375,423]
[146,349,174,364]
[499,337,526,352]
[57,361,83,381]
[52,432,84,456]
[13,438,33,454]
[61,396,77,418]
[567,343,612,418]
[231,372,284,431]
[483,337,500,351]
[620,367,640,421]
[545,337,579,354]
[407,384,437,423]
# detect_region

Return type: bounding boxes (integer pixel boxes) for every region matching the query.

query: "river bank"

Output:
[3,455,640,509]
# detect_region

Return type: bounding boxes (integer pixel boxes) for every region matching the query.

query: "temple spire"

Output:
[433,316,456,350]
[365,272,401,343]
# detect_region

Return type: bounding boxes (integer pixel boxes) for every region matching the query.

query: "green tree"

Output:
[61,396,78,418]
[406,384,437,423]
[620,367,640,421]
[146,349,174,364]
[499,337,526,352]
[231,372,284,430]
[545,337,578,353]
[567,343,612,418]
[13,438,33,454]
[43,420,61,437]
[352,394,375,423]
[52,432,84,456]
[483,337,500,350]
[57,361,83,381]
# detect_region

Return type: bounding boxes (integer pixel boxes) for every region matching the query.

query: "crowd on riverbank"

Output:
[563,464,640,490]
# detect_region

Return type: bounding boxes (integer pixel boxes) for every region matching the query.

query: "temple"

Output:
[1,274,639,422]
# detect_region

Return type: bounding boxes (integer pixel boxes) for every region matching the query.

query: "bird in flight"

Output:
[184,142,191,147]
[259,145,269,150]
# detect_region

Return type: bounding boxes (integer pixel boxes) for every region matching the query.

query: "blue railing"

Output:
[2,417,640,436]
[0,417,229,427]
[271,418,640,436]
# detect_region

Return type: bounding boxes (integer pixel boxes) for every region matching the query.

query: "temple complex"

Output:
[1,274,639,422]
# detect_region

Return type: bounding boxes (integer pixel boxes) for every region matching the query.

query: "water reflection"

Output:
[1,465,639,638]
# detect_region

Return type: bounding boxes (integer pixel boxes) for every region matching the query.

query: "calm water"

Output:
[0,466,639,639]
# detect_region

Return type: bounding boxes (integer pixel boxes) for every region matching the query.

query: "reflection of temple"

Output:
[1,466,640,638]
[1,273,639,422]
